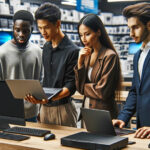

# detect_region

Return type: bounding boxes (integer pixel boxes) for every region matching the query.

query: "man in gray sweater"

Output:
[0,10,43,122]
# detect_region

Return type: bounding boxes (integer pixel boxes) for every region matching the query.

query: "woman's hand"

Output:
[24,94,48,104]
[78,47,92,69]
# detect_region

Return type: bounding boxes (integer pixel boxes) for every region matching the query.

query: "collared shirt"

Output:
[138,42,150,79]
[42,34,79,95]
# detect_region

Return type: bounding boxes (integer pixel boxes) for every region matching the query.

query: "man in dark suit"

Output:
[112,2,150,139]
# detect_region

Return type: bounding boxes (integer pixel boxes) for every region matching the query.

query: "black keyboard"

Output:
[115,127,136,135]
[4,127,51,137]
[0,132,29,141]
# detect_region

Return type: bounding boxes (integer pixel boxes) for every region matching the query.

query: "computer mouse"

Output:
[44,133,55,141]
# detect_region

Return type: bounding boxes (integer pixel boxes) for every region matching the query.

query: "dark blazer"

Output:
[118,49,150,128]
[74,47,120,119]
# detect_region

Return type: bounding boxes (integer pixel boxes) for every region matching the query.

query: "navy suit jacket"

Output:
[118,49,150,128]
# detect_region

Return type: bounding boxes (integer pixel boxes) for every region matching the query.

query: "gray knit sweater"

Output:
[0,40,43,119]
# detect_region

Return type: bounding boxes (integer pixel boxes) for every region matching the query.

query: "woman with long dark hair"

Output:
[74,14,122,119]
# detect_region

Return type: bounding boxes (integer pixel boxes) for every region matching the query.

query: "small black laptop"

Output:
[81,108,136,136]
[61,108,130,150]
[61,132,128,150]
[5,80,62,100]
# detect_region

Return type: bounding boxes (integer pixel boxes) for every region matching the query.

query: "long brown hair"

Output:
[78,14,123,98]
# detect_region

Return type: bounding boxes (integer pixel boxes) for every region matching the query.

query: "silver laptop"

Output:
[6,80,62,100]
[81,108,135,136]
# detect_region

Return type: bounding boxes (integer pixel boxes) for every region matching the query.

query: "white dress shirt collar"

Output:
[138,41,150,79]
[141,41,150,52]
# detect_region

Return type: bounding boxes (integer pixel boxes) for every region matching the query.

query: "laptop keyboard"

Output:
[43,87,61,94]
[115,127,136,135]
[45,93,53,98]
[43,88,62,99]
[0,132,29,141]
[4,127,51,137]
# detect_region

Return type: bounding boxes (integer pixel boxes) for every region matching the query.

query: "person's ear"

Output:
[56,20,61,28]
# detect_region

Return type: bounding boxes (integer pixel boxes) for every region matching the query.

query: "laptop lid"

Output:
[6,80,62,100]
[81,108,116,136]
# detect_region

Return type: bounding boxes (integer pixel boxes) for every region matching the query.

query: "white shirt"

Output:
[138,42,150,79]
[88,66,93,81]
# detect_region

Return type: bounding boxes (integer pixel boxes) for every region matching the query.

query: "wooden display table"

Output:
[72,91,129,102]
[122,81,132,87]
[0,122,149,150]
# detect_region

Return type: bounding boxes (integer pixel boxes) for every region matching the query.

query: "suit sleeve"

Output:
[118,57,137,125]
[83,54,119,100]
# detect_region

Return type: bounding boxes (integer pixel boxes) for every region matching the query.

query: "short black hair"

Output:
[13,10,34,25]
[35,2,61,23]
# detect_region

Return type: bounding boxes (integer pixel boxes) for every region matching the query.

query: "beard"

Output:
[13,32,31,49]
[138,26,149,43]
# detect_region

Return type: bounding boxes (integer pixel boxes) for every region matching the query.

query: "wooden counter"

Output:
[0,122,149,150]
[72,82,131,101]
[72,91,129,102]
[122,81,132,87]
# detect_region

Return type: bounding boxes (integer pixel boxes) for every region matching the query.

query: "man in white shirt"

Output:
[112,2,150,139]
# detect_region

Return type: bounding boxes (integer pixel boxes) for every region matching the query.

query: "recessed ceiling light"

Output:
[61,0,76,6]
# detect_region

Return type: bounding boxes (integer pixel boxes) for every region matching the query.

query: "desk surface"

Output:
[122,81,132,87]
[72,82,131,101]
[0,122,149,150]
[72,91,129,101]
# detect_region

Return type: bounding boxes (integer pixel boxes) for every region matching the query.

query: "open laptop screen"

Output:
[81,108,135,136]
[6,80,62,100]
[81,108,116,135]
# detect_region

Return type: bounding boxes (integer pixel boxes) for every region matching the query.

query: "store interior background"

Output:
[0,0,149,128]
[0,0,149,80]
